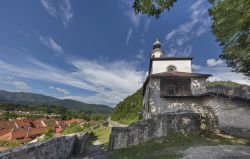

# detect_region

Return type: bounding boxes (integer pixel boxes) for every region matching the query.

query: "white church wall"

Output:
[151,60,192,74]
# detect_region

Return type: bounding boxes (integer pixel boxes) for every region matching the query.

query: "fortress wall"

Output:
[202,96,250,137]
[0,132,88,159]
[142,78,250,137]
[109,112,201,151]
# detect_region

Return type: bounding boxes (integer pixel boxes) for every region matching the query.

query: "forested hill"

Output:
[111,88,143,125]
[0,90,112,114]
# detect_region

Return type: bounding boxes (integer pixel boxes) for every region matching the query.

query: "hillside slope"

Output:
[0,90,112,114]
[111,88,143,125]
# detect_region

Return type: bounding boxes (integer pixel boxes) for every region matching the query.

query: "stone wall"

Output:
[109,112,201,151]
[0,132,88,159]
[142,78,250,137]
[207,85,250,100]
[202,96,250,137]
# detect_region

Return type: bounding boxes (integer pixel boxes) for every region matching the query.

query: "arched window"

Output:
[167,65,177,72]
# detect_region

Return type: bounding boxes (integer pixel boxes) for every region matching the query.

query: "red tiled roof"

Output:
[151,71,211,78]
[0,129,27,140]
[0,127,46,140]
[13,119,31,128]
[0,129,10,136]
[0,121,16,129]
[28,127,46,136]
[55,120,67,128]
[32,120,46,128]
[13,129,28,139]
[55,127,63,133]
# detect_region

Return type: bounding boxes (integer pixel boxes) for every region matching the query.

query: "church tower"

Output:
[149,39,193,75]
[151,39,164,58]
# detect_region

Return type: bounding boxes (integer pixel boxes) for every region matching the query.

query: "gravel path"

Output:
[182,145,250,159]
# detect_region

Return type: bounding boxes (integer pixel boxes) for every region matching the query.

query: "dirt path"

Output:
[83,140,107,159]
[69,139,107,159]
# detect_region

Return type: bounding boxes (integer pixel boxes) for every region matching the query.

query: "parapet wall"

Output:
[0,132,88,159]
[206,85,250,100]
[109,112,201,151]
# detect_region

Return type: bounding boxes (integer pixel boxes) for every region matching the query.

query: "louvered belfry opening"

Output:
[160,78,191,97]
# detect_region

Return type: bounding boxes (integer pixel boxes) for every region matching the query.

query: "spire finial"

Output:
[151,38,163,58]
[153,38,161,49]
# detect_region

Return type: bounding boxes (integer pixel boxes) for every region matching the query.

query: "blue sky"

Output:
[0,0,249,106]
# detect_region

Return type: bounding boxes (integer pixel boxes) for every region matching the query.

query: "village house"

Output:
[0,118,88,141]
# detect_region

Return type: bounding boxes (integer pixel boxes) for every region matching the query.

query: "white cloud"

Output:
[122,0,141,45]
[206,58,224,67]
[168,45,193,57]
[194,61,250,85]
[49,86,70,96]
[40,0,58,17]
[0,58,145,106]
[60,0,73,27]
[40,36,64,54]
[124,2,141,28]
[126,28,133,45]
[192,64,201,70]
[165,0,210,56]
[13,81,30,91]
[136,49,144,59]
[40,0,73,27]
[0,76,30,91]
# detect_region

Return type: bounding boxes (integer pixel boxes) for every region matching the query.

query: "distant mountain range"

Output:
[0,90,112,114]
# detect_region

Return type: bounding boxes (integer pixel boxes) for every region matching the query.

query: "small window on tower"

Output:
[167,65,177,72]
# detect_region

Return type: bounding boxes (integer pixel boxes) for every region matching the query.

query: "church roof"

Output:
[151,71,211,78]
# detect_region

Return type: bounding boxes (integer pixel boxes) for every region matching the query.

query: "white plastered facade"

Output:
[151,59,192,74]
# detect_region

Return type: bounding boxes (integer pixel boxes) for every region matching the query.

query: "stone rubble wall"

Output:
[0,132,89,159]
[109,112,201,151]
[206,85,250,100]
[202,96,250,137]
[142,78,250,137]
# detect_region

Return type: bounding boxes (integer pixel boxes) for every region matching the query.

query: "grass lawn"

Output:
[108,133,250,159]
[0,139,21,151]
[91,126,111,146]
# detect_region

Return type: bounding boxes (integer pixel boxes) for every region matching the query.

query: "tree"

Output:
[133,0,250,76]
[133,0,177,19]
[209,0,250,76]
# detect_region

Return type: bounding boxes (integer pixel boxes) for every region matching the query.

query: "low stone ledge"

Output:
[0,132,89,159]
[108,112,201,151]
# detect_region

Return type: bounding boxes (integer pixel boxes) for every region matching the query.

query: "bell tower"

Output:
[151,39,164,58]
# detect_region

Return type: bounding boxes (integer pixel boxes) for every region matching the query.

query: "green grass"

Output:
[208,81,242,88]
[0,140,21,149]
[92,127,111,145]
[108,132,250,159]
[62,124,89,135]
